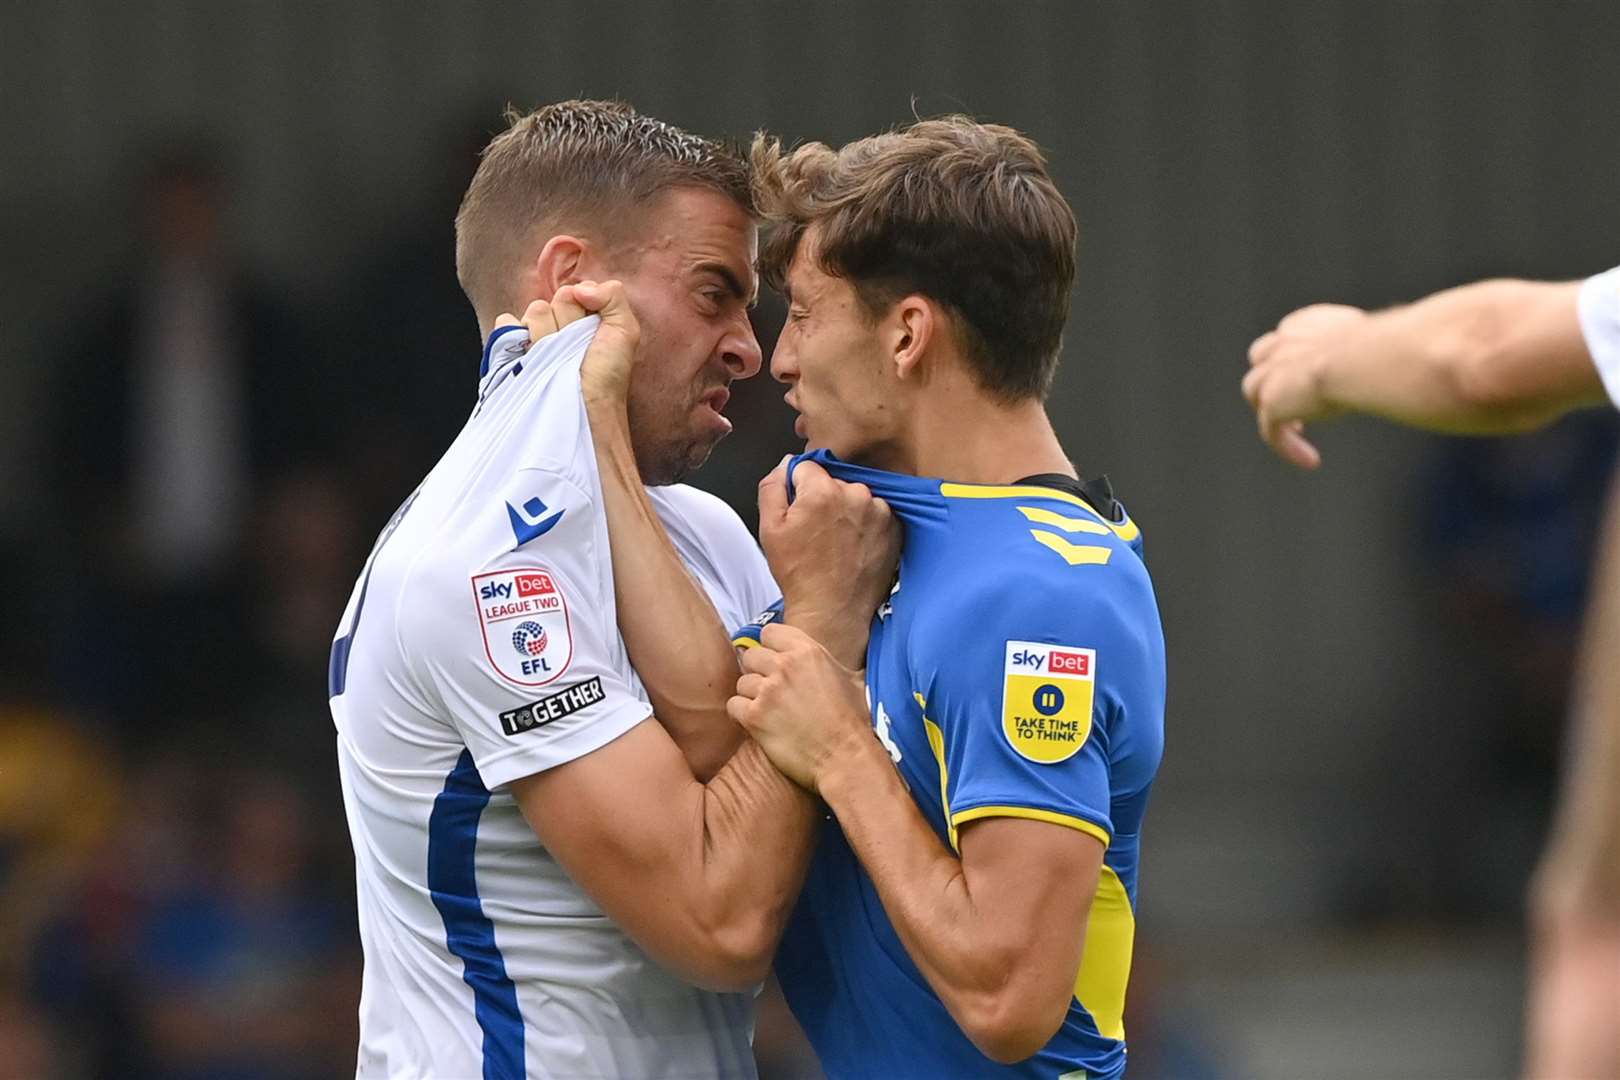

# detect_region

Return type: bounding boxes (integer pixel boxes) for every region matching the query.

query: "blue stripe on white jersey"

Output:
[427,750,524,1079]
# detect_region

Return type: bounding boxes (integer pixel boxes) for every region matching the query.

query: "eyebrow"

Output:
[697,261,759,309]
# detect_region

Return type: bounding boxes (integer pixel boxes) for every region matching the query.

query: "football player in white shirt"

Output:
[329,100,895,1079]
[1242,267,1620,1079]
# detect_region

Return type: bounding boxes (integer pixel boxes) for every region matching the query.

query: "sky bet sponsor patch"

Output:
[500,677,606,736]
[471,566,574,686]
[1002,640,1095,763]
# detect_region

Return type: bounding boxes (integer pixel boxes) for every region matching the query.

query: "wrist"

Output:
[584,397,635,456]
[815,724,893,805]
[583,386,631,418]
[782,603,867,668]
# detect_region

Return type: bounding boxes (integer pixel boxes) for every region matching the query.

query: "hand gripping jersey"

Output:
[1579,264,1620,407]
[330,318,776,1080]
[735,450,1166,1080]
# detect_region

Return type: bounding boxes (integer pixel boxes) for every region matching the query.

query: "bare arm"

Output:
[1243,280,1602,468]
[1540,474,1620,919]
[510,720,813,991]
[731,625,1101,1062]
[503,285,743,778]
[1524,475,1620,1080]
[823,747,1101,1063]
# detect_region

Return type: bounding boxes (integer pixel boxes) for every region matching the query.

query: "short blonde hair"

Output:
[455,100,752,327]
[751,117,1077,401]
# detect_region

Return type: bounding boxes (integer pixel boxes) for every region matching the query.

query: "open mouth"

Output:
[702,386,730,415]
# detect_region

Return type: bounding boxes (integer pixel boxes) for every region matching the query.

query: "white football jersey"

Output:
[330,316,777,1079]
[1580,264,1620,408]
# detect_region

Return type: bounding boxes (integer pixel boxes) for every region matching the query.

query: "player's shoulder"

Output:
[649,483,775,621]
[904,486,1159,665]
[397,464,601,619]
[937,484,1151,598]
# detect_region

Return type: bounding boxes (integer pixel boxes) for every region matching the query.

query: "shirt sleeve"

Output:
[917,567,1165,851]
[1578,265,1620,409]
[731,597,785,649]
[400,471,651,791]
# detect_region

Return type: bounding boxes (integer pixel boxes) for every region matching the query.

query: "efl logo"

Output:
[471,565,574,686]
[1048,650,1090,677]
[516,572,555,598]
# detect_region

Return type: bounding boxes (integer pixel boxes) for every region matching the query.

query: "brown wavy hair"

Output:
[751,117,1077,401]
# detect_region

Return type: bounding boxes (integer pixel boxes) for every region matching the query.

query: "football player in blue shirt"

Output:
[720,120,1167,1078]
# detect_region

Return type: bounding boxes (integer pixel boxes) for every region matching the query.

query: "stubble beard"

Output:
[627,398,720,487]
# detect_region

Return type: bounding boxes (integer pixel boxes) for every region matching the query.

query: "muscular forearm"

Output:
[520,723,820,994]
[586,398,745,780]
[1324,280,1599,434]
[690,740,820,979]
[816,737,1039,1058]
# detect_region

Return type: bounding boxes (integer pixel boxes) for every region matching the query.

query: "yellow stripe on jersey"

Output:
[732,636,760,649]
[949,805,1111,849]
[1075,864,1135,1043]
[1029,530,1114,566]
[1017,505,1112,535]
[941,482,1099,508]
[915,691,958,851]
[938,482,1142,543]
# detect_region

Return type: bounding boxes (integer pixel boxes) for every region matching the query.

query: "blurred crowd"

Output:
[0,125,1611,1080]
[0,138,399,1079]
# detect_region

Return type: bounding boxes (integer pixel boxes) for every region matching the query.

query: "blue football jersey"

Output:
[734,450,1166,1079]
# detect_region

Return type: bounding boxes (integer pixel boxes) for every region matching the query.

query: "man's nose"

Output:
[720,314,763,380]
[768,335,797,385]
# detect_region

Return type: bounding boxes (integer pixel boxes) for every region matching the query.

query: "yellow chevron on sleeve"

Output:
[1017,505,1111,535]
[1029,530,1113,566]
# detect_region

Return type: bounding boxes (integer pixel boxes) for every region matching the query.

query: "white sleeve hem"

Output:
[1577,266,1620,410]
[474,699,653,790]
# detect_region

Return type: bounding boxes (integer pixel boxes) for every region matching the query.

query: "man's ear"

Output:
[532,234,587,298]
[890,295,936,383]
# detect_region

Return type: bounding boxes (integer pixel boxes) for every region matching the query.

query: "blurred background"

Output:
[2,1,1618,1077]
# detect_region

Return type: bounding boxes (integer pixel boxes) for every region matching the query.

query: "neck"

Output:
[870,382,1074,485]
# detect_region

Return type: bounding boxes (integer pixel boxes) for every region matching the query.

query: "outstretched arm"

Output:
[1243,279,1603,468]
